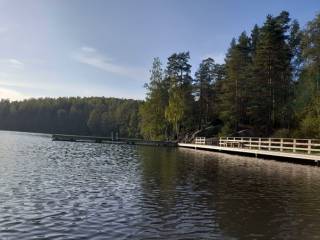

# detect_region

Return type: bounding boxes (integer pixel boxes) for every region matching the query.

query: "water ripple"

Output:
[1,131,320,239]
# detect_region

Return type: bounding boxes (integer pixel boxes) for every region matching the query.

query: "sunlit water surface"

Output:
[0,131,320,239]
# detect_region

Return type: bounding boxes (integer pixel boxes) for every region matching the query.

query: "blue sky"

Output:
[0,0,318,100]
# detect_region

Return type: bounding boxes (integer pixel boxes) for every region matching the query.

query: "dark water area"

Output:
[0,131,320,239]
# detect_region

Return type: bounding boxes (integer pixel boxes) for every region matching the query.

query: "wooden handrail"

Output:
[198,137,320,155]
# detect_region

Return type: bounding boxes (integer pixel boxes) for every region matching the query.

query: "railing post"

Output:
[259,138,261,150]
[293,139,296,153]
[268,138,271,151]
[308,139,311,154]
[280,138,283,152]
[249,138,252,149]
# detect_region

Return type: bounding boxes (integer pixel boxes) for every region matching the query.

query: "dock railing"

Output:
[195,137,320,155]
[195,137,206,144]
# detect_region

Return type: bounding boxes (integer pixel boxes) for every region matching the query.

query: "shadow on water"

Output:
[137,146,320,240]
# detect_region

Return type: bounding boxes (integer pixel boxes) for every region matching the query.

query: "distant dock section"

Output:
[52,134,177,147]
[52,134,320,164]
[179,137,320,164]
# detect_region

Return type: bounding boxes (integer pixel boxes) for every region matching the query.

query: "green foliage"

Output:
[2,12,320,140]
[271,128,291,138]
[299,114,320,138]
[140,52,196,140]
[250,11,293,134]
[219,32,252,132]
[219,122,233,137]
[139,58,169,140]
[87,109,101,135]
[194,57,216,128]
[165,52,194,138]
[294,14,320,138]
[165,87,186,138]
[0,97,141,137]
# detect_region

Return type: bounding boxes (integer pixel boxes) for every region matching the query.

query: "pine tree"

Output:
[165,52,194,139]
[250,24,260,56]
[139,58,169,140]
[250,12,293,135]
[289,20,303,80]
[194,57,216,128]
[219,33,252,134]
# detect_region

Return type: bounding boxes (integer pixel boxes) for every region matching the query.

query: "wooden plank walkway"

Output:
[179,137,320,164]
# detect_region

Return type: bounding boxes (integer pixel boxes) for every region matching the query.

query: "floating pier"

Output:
[178,137,320,164]
[52,134,177,147]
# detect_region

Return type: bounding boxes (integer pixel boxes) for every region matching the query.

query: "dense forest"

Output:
[140,11,320,140]
[0,11,320,140]
[0,97,141,137]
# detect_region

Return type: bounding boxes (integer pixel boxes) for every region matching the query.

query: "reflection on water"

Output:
[0,131,320,239]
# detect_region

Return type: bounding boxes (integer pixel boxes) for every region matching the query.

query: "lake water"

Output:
[0,131,320,239]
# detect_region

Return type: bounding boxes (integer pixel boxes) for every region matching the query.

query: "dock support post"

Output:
[268,138,271,151]
[308,139,311,154]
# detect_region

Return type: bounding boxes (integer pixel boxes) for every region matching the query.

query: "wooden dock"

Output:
[52,134,177,147]
[178,137,320,164]
[52,134,320,164]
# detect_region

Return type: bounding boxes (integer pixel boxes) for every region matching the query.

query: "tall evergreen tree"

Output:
[165,52,194,139]
[219,32,252,134]
[250,24,260,56]
[139,58,169,140]
[289,20,303,80]
[194,57,216,128]
[250,12,293,135]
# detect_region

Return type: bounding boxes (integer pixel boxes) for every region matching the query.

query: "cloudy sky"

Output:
[0,0,318,100]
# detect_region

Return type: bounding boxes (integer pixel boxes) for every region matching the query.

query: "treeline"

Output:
[0,97,141,137]
[1,11,320,140]
[140,11,320,140]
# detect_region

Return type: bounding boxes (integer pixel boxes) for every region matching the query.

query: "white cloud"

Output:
[0,58,24,70]
[8,59,24,67]
[0,87,28,101]
[81,46,97,53]
[202,53,226,64]
[72,46,147,81]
